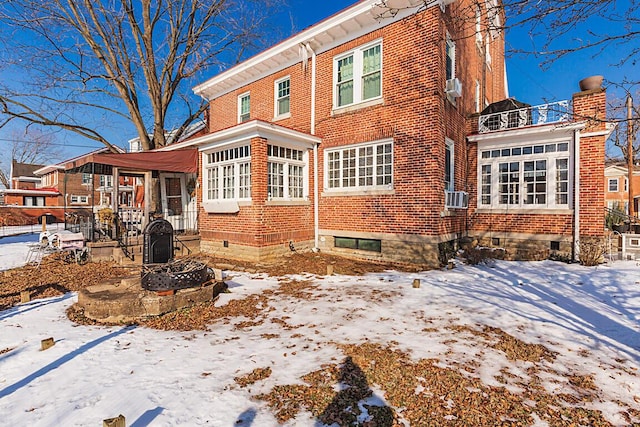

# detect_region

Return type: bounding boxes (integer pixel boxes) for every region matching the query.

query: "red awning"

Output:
[65,149,198,174]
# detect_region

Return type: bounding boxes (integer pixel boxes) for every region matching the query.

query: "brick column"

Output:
[573,88,607,238]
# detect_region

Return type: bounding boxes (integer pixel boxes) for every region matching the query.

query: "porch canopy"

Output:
[64,149,198,174]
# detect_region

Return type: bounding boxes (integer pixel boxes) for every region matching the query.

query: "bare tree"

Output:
[0,0,279,152]
[0,129,64,188]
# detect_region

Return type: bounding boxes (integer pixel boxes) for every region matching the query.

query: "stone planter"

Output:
[579,75,603,91]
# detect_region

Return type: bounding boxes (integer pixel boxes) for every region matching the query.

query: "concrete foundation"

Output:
[77,275,226,323]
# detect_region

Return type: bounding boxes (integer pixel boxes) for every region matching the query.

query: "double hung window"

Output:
[334,41,382,109]
[238,93,250,123]
[275,77,290,118]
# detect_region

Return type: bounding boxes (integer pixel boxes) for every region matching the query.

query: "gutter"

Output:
[573,129,580,261]
[306,42,320,250]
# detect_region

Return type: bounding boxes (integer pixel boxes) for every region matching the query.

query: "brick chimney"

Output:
[573,79,607,238]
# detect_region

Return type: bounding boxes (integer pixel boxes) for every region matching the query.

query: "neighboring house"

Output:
[605,162,640,216]
[10,160,45,190]
[33,147,129,213]
[159,0,610,266]
[0,161,60,225]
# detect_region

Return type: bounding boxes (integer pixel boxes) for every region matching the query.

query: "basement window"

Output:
[335,237,381,252]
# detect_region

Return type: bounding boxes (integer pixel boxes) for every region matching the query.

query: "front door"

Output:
[160,173,187,232]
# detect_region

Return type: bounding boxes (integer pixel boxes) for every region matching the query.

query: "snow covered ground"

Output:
[0,235,639,426]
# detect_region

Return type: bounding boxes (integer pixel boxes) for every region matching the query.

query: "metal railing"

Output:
[478,101,570,133]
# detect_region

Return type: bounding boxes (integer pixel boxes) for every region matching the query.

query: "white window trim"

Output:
[274,76,291,121]
[608,178,619,192]
[202,144,252,205]
[332,39,383,111]
[267,144,309,201]
[70,195,89,205]
[445,138,455,192]
[238,92,250,124]
[477,140,573,210]
[324,138,394,194]
[446,34,456,81]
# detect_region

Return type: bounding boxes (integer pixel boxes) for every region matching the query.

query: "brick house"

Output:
[161,0,610,266]
[605,163,640,216]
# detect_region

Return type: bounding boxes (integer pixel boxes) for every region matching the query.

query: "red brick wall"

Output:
[575,89,607,236]
[201,1,506,255]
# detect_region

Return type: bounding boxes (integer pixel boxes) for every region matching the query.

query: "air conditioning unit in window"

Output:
[445,78,462,98]
[445,191,468,209]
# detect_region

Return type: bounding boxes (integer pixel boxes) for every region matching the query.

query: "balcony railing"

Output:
[478,101,570,133]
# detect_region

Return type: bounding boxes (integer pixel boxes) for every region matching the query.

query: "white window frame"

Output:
[238,92,250,123]
[446,34,456,81]
[274,76,291,120]
[477,140,573,210]
[267,144,309,201]
[324,139,393,193]
[81,173,92,185]
[332,40,383,110]
[608,178,619,192]
[70,195,89,205]
[99,175,113,188]
[203,144,252,203]
[445,138,455,191]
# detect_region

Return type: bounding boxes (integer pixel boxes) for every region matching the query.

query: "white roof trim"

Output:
[468,122,585,143]
[193,0,447,100]
[157,120,321,152]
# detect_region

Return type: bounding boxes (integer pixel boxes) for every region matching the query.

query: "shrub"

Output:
[578,236,605,266]
[460,246,505,266]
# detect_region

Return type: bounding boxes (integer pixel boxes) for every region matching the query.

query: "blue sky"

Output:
[1,0,636,160]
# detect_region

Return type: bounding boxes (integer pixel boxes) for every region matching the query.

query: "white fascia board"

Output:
[161,120,321,153]
[0,189,60,196]
[33,165,65,176]
[468,122,585,144]
[193,0,443,100]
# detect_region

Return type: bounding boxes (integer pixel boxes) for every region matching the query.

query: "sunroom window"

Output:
[204,145,251,201]
[267,145,307,200]
[479,141,571,209]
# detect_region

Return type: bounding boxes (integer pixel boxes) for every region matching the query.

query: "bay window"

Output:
[204,145,251,202]
[267,145,307,200]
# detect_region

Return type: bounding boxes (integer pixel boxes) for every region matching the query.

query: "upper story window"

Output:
[446,35,456,81]
[267,145,307,200]
[99,175,113,187]
[70,195,89,204]
[204,145,251,201]
[82,173,92,185]
[334,41,382,109]
[238,92,250,123]
[274,77,291,119]
[479,141,571,209]
[325,139,393,192]
[608,178,619,192]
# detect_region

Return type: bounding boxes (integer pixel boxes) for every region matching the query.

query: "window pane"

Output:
[268,162,284,198]
[277,79,290,115]
[337,56,354,106]
[362,45,381,100]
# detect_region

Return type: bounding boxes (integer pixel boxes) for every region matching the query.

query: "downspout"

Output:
[572,129,580,262]
[307,42,320,250]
